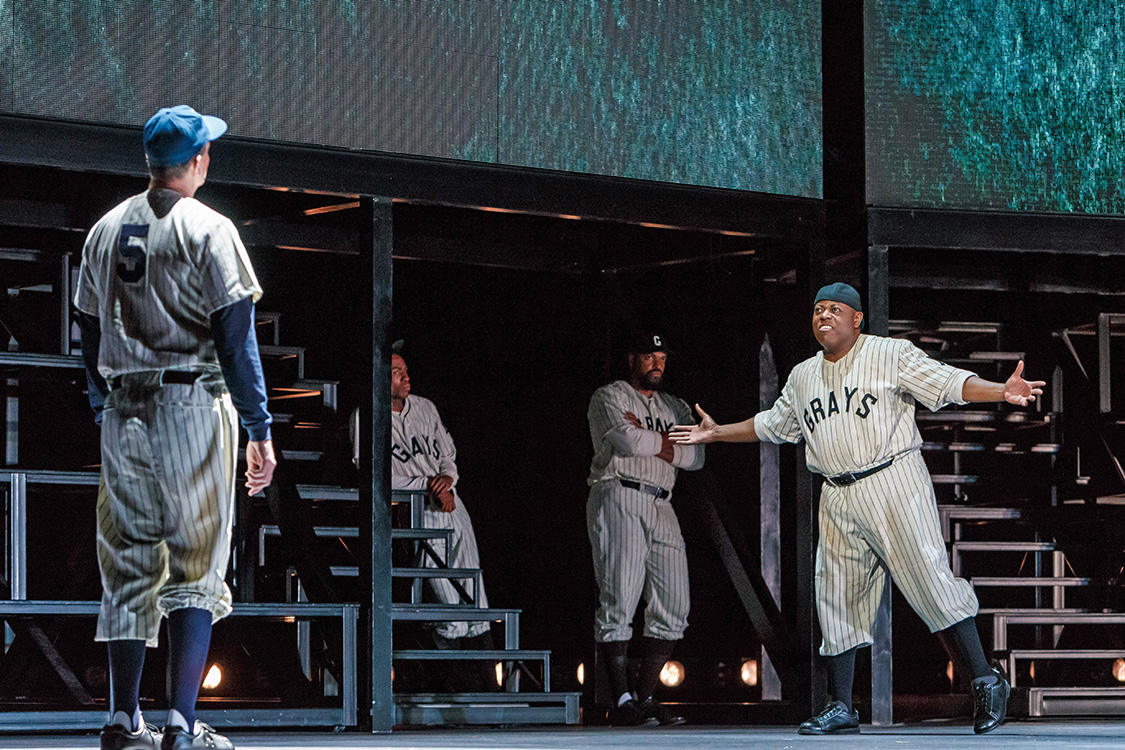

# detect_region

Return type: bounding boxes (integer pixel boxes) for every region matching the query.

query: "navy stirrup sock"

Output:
[167,607,214,729]
[826,646,858,711]
[107,639,147,725]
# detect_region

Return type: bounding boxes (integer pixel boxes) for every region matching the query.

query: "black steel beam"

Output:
[0,113,822,240]
[870,207,1125,255]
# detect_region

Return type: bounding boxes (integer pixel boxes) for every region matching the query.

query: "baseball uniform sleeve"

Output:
[391,474,430,491]
[753,373,804,444]
[211,297,272,442]
[669,397,705,470]
[74,220,108,316]
[588,384,662,457]
[432,409,460,485]
[898,341,973,411]
[195,214,263,316]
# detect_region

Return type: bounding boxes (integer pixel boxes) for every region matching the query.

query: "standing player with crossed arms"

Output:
[671,283,1043,736]
[587,332,704,726]
[76,105,276,750]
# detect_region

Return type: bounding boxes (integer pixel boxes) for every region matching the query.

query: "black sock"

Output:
[166,607,213,730]
[635,636,676,702]
[599,641,630,704]
[937,617,992,681]
[826,647,858,711]
[107,639,146,725]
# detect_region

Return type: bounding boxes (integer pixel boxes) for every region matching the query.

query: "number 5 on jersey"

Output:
[116,224,149,283]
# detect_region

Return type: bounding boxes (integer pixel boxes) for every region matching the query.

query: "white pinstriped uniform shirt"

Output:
[587,380,705,492]
[74,190,262,377]
[390,395,459,493]
[753,335,973,474]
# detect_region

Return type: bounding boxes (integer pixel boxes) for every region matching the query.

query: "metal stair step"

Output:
[923,441,1060,454]
[1028,687,1125,717]
[392,605,520,621]
[394,692,580,725]
[392,567,481,579]
[392,649,549,660]
[979,608,1088,615]
[1009,648,1125,659]
[258,344,305,378]
[916,410,1053,424]
[296,484,358,501]
[391,529,455,541]
[953,541,1057,552]
[971,576,1097,587]
[938,505,1024,520]
[995,612,1125,625]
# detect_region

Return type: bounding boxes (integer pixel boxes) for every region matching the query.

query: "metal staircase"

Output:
[894,318,1125,718]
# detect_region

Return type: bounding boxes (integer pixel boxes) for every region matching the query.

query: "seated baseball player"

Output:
[586,332,705,726]
[387,343,494,682]
[671,282,1043,736]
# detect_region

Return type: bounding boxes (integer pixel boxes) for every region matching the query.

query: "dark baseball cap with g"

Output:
[143,105,227,167]
[627,332,671,354]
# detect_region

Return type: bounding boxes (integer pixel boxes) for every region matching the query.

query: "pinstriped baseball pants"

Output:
[95,374,237,646]
[421,495,490,639]
[815,449,978,656]
[587,480,689,643]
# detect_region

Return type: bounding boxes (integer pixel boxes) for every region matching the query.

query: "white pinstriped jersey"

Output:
[74,190,262,378]
[753,335,973,476]
[390,395,459,492]
[587,380,704,491]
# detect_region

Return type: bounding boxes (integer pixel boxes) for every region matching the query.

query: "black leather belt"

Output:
[108,370,201,390]
[824,458,894,488]
[620,478,670,500]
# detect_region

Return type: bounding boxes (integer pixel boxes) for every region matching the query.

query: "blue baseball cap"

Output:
[815,282,862,312]
[143,105,227,167]
[815,282,865,330]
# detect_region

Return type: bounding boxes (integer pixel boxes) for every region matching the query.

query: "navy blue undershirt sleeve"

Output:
[211,297,273,442]
[76,310,108,424]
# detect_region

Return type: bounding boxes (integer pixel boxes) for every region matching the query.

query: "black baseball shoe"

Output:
[161,722,234,750]
[798,700,860,735]
[637,697,686,726]
[972,665,1010,734]
[100,722,161,750]
[608,698,660,727]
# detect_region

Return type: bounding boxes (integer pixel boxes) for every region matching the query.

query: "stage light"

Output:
[201,664,222,690]
[660,660,684,688]
[740,659,758,686]
[577,662,586,686]
[946,661,954,683]
[1029,661,1036,681]
[1113,658,1125,682]
[495,662,504,687]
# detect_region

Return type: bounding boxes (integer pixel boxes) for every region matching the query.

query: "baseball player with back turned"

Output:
[587,332,704,726]
[671,283,1043,736]
[76,106,276,750]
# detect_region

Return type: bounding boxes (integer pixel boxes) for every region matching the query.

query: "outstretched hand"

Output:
[669,404,717,444]
[1004,360,1046,406]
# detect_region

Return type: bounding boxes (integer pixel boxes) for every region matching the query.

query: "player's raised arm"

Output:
[669,404,761,445]
[961,360,1046,406]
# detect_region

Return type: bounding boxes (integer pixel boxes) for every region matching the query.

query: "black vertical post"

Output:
[361,196,394,732]
[795,237,826,714]
[867,245,892,725]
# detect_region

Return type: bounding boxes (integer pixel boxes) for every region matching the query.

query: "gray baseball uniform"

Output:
[587,380,704,643]
[391,394,489,640]
[75,190,263,646]
[753,333,980,655]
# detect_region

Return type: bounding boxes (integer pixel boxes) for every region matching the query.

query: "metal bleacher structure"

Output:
[891,314,1125,718]
[0,245,576,729]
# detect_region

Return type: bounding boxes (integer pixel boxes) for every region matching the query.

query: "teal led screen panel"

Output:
[0,0,822,197]
[867,1,1125,214]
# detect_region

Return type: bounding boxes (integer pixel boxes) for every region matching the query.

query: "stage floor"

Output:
[0,722,1123,750]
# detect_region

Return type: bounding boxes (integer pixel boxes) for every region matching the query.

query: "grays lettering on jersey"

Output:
[74,191,262,376]
[392,394,489,639]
